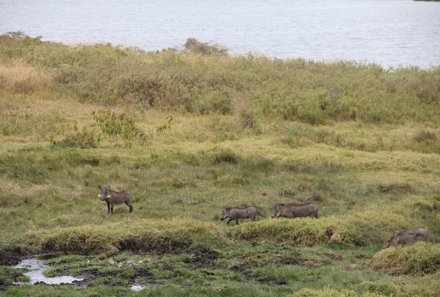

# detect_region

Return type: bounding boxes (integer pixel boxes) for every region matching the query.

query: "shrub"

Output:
[183,38,228,56]
[93,110,147,146]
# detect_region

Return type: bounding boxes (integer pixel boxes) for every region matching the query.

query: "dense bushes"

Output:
[1,33,439,123]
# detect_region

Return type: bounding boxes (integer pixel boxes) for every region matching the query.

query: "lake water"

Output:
[1,0,439,68]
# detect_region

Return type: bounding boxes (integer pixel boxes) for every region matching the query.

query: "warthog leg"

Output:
[106,201,111,214]
[125,201,133,213]
[227,218,233,224]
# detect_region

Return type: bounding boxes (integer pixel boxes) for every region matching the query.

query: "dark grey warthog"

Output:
[98,185,133,214]
[271,202,319,218]
[220,206,258,225]
[384,227,429,248]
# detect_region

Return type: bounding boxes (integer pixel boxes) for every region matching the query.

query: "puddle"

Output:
[131,284,146,292]
[130,282,157,291]
[13,258,83,285]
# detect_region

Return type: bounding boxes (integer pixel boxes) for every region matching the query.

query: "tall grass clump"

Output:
[410,129,440,153]
[370,242,440,275]
[0,60,53,93]
[22,219,226,255]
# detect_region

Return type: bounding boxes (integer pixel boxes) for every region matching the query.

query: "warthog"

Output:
[271,202,319,218]
[98,185,133,214]
[220,206,258,225]
[384,227,429,248]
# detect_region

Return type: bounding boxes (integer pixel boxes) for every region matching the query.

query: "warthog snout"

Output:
[271,212,279,218]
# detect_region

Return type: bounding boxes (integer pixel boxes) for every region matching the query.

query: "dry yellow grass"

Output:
[0,60,53,92]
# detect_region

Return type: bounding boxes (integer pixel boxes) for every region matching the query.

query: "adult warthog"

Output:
[384,227,429,248]
[220,206,259,225]
[271,202,319,218]
[98,185,133,214]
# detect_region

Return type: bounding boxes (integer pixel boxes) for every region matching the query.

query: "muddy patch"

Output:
[277,256,329,266]
[0,247,24,265]
[185,247,220,269]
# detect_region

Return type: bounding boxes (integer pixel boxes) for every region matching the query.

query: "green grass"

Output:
[0,34,440,296]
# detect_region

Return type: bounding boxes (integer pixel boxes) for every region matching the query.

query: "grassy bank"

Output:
[0,33,439,296]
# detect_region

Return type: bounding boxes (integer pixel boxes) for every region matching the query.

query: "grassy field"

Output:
[0,33,439,296]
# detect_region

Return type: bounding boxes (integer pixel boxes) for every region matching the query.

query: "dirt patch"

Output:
[71,267,154,289]
[117,238,190,255]
[186,247,220,268]
[325,251,343,260]
[0,247,26,265]
[278,256,329,266]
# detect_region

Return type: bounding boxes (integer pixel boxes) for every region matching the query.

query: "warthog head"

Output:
[271,205,282,218]
[98,185,112,201]
[384,231,399,248]
[220,208,229,221]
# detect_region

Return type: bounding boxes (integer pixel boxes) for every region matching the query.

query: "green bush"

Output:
[93,110,147,146]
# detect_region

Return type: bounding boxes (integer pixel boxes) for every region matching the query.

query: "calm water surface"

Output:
[1,0,439,68]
